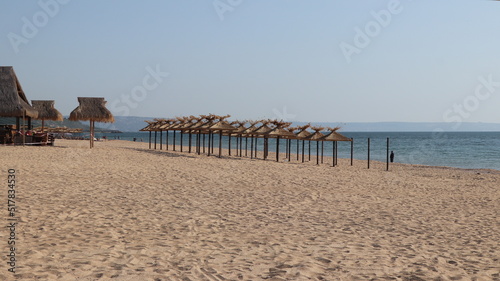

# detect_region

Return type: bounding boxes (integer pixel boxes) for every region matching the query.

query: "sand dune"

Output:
[1,139,499,280]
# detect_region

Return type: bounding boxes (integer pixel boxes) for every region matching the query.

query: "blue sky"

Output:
[1,0,500,124]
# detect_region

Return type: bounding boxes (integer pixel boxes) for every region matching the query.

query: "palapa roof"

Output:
[321,131,352,141]
[31,100,63,121]
[295,129,312,139]
[0,66,38,118]
[250,124,273,135]
[304,131,325,141]
[69,97,114,123]
[267,127,296,138]
[209,120,237,131]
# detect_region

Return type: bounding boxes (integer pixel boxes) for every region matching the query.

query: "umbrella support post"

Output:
[350,139,353,166]
[245,137,248,156]
[154,131,157,150]
[149,131,152,149]
[189,132,192,153]
[316,141,319,165]
[219,130,222,158]
[166,131,169,150]
[367,138,370,169]
[180,131,183,152]
[173,131,176,151]
[302,140,305,163]
[321,141,324,164]
[308,140,311,161]
[276,136,280,162]
[228,134,231,156]
[160,131,163,150]
[208,131,211,156]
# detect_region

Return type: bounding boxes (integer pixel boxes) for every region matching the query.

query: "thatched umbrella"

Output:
[240,120,259,158]
[321,127,352,167]
[305,126,325,165]
[249,120,273,160]
[295,124,312,163]
[31,100,63,132]
[69,97,114,148]
[267,121,294,162]
[0,67,38,145]
[209,118,237,158]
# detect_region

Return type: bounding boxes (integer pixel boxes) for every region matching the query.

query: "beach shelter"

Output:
[321,128,352,167]
[295,125,312,163]
[208,120,237,158]
[69,97,114,148]
[0,67,39,145]
[249,121,273,160]
[305,127,325,165]
[31,100,63,132]
[267,125,295,162]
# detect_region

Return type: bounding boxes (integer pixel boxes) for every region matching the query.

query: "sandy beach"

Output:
[1,139,499,280]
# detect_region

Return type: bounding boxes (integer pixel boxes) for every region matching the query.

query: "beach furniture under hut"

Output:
[0,66,39,145]
[69,97,114,148]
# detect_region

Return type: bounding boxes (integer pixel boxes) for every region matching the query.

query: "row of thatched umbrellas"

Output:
[140,114,353,166]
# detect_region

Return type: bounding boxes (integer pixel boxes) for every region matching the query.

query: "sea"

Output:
[93,131,500,171]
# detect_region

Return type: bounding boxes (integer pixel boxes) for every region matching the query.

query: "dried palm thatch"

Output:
[31,100,63,121]
[69,97,114,123]
[322,127,352,141]
[0,66,38,118]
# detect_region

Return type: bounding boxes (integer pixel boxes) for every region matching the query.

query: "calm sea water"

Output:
[94,131,500,170]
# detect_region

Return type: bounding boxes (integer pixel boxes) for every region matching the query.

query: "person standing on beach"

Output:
[390,151,394,163]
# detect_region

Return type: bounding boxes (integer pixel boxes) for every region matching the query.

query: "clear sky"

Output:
[1,0,500,124]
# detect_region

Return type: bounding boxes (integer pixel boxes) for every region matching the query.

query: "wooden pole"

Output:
[228,133,231,156]
[189,132,192,153]
[154,130,157,149]
[250,135,254,159]
[288,139,292,162]
[296,139,299,161]
[179,130,184,152]
[245,137,248,156]
[350,139,354,166]
[367,138,370,169]
[276,136,280,162]
[149,131,151,149]
[386,137,390,171]
[208,131,211,156]
[332,141,335,167]
[335,141,338,166]
[316,141,319,165]
[219,130,223,158]
[160,130,163,150]
[22,111,26,146]
[308,140,311,161]
[173,130,176,151]
[239,135,243,157]
[166,131,169,150]
[302,140,305,163]
[321,141,324,164]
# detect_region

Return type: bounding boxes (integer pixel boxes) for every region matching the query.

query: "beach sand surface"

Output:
[1,139,499,280]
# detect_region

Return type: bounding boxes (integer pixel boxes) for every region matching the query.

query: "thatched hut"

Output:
[0,67,38,144]
[69,97,114,148]
[31,100,63,131]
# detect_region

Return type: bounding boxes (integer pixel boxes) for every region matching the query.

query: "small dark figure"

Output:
[133,137,137,142]
[390,151,395,163]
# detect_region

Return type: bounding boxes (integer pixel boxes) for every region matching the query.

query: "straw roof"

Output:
[321,129,352,141]
[0,66,38,118]
[31,100,63,121]
[267,127,296,138]
[209,120,237,131]
[304,126,325,140]
[69,97,114,122]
